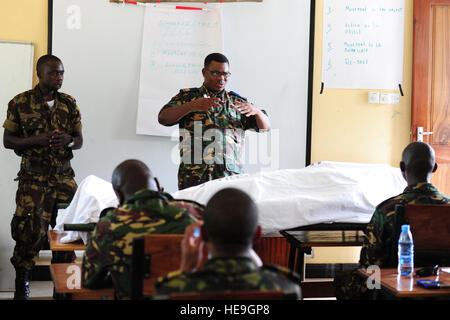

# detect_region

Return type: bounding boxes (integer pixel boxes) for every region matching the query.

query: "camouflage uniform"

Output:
[3,85,82,271]
[155,257,301,299]
[162,85,268,190]
[81,189,204,300]
[334,182,450,300]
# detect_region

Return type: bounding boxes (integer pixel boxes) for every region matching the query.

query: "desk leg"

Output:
[288,244,296,271]
[296,247,312,281]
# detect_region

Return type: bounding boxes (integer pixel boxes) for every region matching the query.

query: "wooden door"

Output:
[412,0,450,195]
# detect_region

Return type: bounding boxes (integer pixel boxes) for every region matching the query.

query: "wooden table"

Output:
[358,268,450,299]
[280,225,366,280]
[280,224,366,298]
[50,263,115,300]
[48,230,87,251]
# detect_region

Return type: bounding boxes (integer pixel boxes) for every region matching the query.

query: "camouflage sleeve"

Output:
[71,103,82,134]
[61,94,82,134]
[182,201,204,221]
[154,270,186,294]
[358,208,386,268]
[243,109,268,132]
[159,91,191,114]
[3,97,21,133]
[81,214,115,289]
[230,93,268,132]
[262,264,301,284]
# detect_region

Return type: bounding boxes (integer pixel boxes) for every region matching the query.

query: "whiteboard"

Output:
[137,6,224,136]
[322,0,405,89]
[0,41,33,290]
[0,41,34,111]
[51,0,311,193]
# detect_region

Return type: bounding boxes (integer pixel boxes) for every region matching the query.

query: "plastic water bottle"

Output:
[398,224,414,275]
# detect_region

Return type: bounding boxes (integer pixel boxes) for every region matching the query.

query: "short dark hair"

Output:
[111,159,152,196]
[204,53,229,68]
[36,54,62,75]
[203,188,258,247]
[401,142,435,180]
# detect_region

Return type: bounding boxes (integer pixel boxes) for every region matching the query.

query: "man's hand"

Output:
[180,220,205,272]
[189,97,222,114]
[49,130,72,149]
[33,132,53,147]
[234,101,260,117]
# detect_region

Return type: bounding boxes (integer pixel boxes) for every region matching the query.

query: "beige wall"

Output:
[308,0,413,264]
[311,0,413,167]
[0,0,48,86]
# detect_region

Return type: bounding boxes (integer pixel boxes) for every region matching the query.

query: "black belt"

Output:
[21,161,71,175]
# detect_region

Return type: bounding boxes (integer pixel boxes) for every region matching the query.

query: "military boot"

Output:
[14,268,31,300]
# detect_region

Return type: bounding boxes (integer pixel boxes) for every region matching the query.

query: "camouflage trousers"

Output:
[333,269,386,300]
[178,164,236,190]
[10,173,77,271]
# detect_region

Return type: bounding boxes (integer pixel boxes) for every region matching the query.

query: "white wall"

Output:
[52,0,311,192]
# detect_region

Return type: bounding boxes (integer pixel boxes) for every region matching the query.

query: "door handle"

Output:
[417,126,433,142]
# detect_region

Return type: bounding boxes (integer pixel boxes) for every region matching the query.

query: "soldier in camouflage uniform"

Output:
[81,159,204,300]
[2,55,83,300]
[334,142,450,300]
[155,188,301,299]
[158,53,271,190]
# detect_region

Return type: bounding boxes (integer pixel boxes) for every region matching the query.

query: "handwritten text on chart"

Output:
[322,0,405,89]
[147,18,220,76]
[325,3,404,69]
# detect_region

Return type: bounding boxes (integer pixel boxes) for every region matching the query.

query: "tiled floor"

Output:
[0,281,54,300]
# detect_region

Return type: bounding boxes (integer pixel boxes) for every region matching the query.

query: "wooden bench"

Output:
[50,263,115,300]
[47,230,87,252]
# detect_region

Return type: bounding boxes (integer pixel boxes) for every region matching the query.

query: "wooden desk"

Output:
[48,230,87,251]
[280,228,365,280]
[358,268,450,299]
[280,225,365,298]
[50,263,114,300]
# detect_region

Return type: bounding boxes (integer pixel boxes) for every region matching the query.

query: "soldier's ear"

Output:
[113,187,124,206]
[432,162,438,173]
[153,177,162,192]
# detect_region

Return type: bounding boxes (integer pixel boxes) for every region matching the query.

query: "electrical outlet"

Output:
[390,93,400,104]
[380,93,390,104]
[368,92,380,103]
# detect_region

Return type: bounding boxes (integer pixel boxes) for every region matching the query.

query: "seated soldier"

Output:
[334,141,450,300]
[81,159,203,300]
[155,188,302,299]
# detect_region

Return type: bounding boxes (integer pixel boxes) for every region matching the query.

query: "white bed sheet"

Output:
[173,161,407,235]
[53,175,119,244]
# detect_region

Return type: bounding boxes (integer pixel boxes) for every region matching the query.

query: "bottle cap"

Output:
[401,225,410,232]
